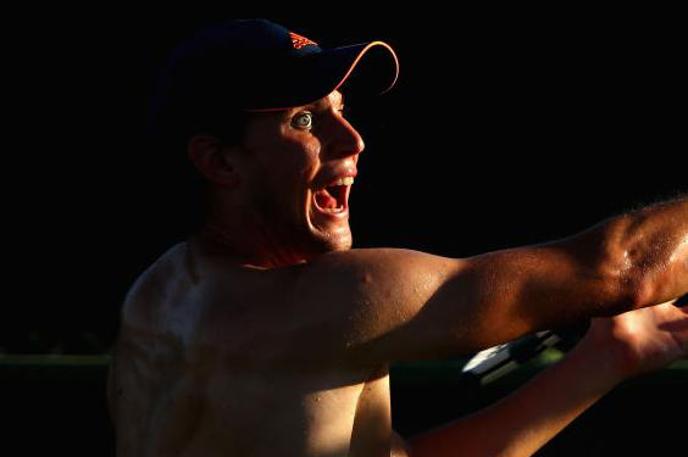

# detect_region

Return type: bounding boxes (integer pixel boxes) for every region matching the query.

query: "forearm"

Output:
[408,346,621,457]
[524,195,688,323]
[441,197,686,350]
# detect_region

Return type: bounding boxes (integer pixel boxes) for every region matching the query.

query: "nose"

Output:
[322,113,365,160]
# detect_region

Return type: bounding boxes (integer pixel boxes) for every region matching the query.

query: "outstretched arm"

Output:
[297,195,687,362]
[407,298,688,457]
[454,194,688,350]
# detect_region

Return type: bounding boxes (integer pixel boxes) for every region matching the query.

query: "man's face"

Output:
[238,91,364,258]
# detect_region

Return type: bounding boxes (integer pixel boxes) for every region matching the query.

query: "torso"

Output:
[108,241,406,456]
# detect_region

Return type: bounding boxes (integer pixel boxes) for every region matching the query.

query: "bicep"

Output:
[295,248,464,362]
[425,242,629,353]
[299,242,626,365]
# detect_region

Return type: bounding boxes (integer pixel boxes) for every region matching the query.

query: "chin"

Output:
[309,225,353,254]
[303,197,353,254]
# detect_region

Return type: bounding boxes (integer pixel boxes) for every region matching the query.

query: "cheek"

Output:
[254,139,321,209]
[281,136,322,179]
[251,126,322,195]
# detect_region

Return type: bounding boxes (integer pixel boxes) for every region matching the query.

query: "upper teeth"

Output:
[331,177,354,186]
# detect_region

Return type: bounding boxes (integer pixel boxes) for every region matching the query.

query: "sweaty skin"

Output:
[108,91,688,456]
[109,240,409,456]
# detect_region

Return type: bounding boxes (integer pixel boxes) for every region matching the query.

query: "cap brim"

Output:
[245,41,399,111]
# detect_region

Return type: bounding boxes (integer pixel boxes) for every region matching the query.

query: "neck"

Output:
[192,214,309,269]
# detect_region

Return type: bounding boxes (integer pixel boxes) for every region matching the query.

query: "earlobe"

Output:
[187,135,242,189]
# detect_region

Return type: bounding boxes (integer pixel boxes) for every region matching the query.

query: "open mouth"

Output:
[312,177,353,215]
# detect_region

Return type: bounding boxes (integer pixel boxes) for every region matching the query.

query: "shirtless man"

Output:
[108,19,688,456]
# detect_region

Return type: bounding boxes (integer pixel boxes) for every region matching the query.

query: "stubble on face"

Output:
[239,100,355,260]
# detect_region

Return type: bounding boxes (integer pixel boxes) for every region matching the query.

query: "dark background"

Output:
[9,7,685,353]
[5,6,686,455]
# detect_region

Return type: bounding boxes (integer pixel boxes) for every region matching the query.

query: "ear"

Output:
[187,134,242,189]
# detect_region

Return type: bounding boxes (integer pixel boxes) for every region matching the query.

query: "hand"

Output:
[575,299,688,380]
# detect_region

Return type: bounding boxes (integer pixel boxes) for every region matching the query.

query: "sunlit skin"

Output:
[190,90,362,268]
[108,87,687,456]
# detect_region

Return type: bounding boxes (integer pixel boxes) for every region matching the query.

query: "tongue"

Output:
[315,189,338,209]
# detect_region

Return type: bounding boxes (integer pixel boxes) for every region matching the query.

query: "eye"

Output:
[291,111,313,130]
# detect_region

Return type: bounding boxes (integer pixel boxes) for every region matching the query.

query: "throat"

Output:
[195,223,307,269]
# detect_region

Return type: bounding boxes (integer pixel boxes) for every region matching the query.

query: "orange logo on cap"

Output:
[289,32,318,49]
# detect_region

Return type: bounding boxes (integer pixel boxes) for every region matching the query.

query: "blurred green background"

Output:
[3,352,686,455]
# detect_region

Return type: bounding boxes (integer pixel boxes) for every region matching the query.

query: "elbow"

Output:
[589,243,647,314]
[588,217,657,312]
[623,263,683,310]
[595,206,688,310]
[598,249,655,312]
[627,269,657,309]
[603,243,679,311]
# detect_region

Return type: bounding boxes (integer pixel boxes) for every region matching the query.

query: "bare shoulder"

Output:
[299,247,463,292]
[109,242,198,453]
[293,248,463,320]
[119,242,195,330]
[289,248,468,362]
[178,247,463,365]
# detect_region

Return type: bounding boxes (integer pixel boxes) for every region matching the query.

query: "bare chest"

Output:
[188,364,392,456]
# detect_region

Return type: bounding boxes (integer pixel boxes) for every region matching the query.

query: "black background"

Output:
[9,7,685,352]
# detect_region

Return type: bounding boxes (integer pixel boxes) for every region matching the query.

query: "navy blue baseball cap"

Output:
[154,19,399,113]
